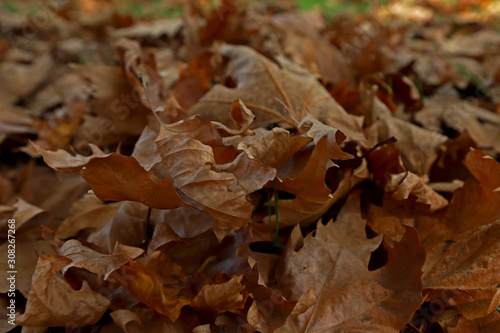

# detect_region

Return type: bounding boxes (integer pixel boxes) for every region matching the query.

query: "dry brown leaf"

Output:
[299,114,354,160]
[385,171,449,211]
[171,51,213,110]
[375,116,448,176]
[56,193,122,239]
[113,251,191,322]
[422,221,500,319]
[446,310,500,333]
[270,11,351,85]
[17,255,111,327]
[0,52,54,104]
[188,44,363,139]
[81,154,186,209]
[57,239,144,281]
[87,202,148,253]
[156,130,275,240]
[191,275,247,312]
[268,136,335,227]
[245,127,312,169]
[147,222,182,253]
[444,149,500,234]
[276,193,425,331]
[211,99,255,136]
[31,141,108,173]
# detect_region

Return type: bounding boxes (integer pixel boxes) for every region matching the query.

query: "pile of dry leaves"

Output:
[1,0,500,332]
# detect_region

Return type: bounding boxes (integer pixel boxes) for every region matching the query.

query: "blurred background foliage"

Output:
[1,0,499,21]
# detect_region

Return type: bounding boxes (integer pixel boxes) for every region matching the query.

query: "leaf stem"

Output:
[273,180,279,245]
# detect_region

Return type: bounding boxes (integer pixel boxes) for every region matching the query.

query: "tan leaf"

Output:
[423,221,500,319]
[31,141,108,173]
[56,193,122,239]
[246,127,312,169]
[385,171,448,211]
[276,193,425,331]
[376,116,447,176]
[188,44,363,139]
[56,239,144,281]
[17,255,110,327]
[298,114,354,160]
[156,132,275,240]
[211,99,255,136]
[192,275,247,312]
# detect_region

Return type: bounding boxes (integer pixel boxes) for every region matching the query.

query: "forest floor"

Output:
[1,0,500,332]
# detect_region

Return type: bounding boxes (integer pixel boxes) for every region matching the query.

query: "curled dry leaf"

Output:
[211,99,255,136]
[191,275,247,313]
[31,141,107,173]
[80,154,186,209]
[298,114,354,160]
[156,129,275,240]
[385,171,448,211]
[17,255,111,327]
[276,193,425,332]
[110,309,142,333]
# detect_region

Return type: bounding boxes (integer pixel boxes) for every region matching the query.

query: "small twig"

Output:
[360,136,397,159]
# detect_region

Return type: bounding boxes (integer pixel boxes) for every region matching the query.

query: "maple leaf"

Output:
[276,193,425,332]
[57,239,144,281]
[188,44,364,140]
